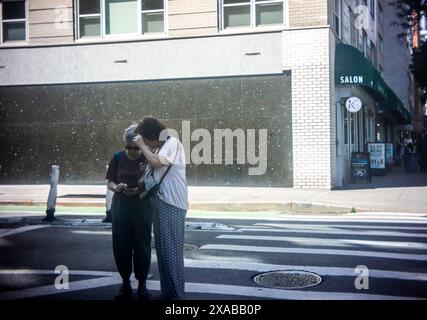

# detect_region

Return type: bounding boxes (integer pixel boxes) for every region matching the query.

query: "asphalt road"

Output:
[1,211,427,300]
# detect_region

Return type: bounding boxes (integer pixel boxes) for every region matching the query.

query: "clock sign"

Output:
[345,97,362,113]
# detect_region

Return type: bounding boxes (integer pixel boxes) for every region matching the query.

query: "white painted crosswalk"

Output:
[187,212,427,299]
[1,212,427,300]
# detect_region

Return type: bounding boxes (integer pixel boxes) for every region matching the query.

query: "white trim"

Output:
[283,0,289,28]
[137,0,142,35]
[254,0,282,4]
[164,0,168,36]
[2,18,25,22]
[100,0,105,37]
[78,14,101,18]
[250,0,255,28]
[140,9,164,13]
[223,3,251,7]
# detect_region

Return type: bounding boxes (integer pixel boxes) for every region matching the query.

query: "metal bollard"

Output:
[103,163,113,223]
[43,165,59,222]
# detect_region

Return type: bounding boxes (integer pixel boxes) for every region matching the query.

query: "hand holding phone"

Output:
[123,187,138,196]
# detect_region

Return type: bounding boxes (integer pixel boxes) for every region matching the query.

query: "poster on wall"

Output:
[368,143,386,175]
[385,143,394,166]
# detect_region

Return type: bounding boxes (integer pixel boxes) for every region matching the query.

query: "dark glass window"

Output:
[79,0,101,15]
[2,1,25,20]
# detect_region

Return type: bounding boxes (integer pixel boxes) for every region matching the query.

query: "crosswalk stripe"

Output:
[217,234,427,250]
[0,269,119,277]
[182,259,427,281]
[252,223,427,231]
[1,275,423,300]
[0,276,122,300]
[3,261,427,286]
[189,215,427,223]
[147,281,424,300]
[200,244,427,261]
[236,227,427,238]
[349,212,427,217]
[0,225,49,238]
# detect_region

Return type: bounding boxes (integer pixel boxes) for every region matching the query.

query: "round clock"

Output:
[345,97,362,113]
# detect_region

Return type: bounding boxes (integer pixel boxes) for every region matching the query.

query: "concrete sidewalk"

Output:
[0,176,426,213]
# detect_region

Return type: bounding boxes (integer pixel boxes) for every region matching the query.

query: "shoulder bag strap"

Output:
[157,138,179,185]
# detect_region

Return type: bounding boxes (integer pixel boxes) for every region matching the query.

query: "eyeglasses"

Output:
[125,146,140,151]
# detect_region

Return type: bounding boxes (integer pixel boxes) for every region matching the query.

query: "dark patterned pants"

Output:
[152,195,187,300]
[111,192,152,284]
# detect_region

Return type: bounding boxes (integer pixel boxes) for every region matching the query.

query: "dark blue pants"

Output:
[111,193,152,284]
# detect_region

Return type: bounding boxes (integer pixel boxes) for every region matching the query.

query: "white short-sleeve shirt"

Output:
[153,136,188,210]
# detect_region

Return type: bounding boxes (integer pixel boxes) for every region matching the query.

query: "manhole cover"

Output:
[254,270,322,289]
[184,244,199,252]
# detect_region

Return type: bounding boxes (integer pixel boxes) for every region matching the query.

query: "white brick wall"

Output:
[283,27,337,189]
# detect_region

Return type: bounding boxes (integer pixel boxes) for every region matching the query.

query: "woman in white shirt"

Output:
[133,117,188,300]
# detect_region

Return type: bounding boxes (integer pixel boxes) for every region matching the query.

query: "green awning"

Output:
[335,43,387,100]
[379,86,412,124]
[335,43,410,124]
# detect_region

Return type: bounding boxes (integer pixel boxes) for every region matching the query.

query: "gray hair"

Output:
[123,123,138,145]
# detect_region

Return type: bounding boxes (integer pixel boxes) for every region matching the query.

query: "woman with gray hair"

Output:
[106,124,152,300]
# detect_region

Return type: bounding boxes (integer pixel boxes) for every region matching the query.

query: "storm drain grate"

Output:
[254,270,322,289]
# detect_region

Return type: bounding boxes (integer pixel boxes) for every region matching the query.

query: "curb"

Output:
[0,200,104,207]
[189,202,356,214]
[0,200,357,214]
